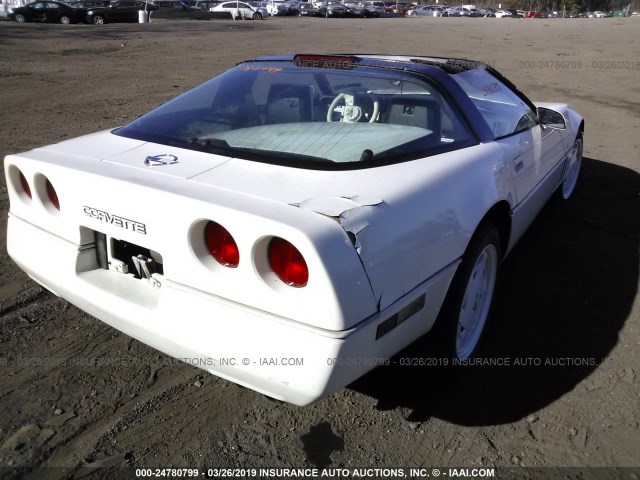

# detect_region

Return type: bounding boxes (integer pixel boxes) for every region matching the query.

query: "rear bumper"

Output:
[7,213,455,405]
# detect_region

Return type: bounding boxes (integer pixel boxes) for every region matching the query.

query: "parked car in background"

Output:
[264,0,290,14]
[297,2,319,15]
[8,1,87,24]
[385,1,411,13]
[10,0,87,22]
[504,8,522,17]
[524,10,544,17]
[85,0,157,24]
[318,0,346,16]
[249,1,272,14]
[476,7,495,16]
[389,1,411,14]
[362,0,384,16]
[210,0,266,18]
[407,5,441,16]
[343,0,365,16]
[67,0,109,7]
[446,6,476,16]
[494,9,511,17]
[153,0,199,10]
[193,0,218,10]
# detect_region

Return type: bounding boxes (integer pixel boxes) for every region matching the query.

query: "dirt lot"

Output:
[0,15,639,480]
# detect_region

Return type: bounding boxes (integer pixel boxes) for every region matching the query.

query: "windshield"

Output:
[115,60,476,169]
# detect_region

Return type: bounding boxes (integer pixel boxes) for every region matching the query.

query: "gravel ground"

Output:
[0,15,639,480]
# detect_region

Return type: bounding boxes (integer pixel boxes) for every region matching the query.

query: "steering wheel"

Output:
[327,92,379,123]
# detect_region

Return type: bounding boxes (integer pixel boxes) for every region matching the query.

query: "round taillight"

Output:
[46,179,59,210]
[19,171,32,198]
[204,221,239,268]
[268,237,308,287]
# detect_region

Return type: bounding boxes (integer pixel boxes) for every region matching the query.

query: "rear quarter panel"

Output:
[298,142,516,311]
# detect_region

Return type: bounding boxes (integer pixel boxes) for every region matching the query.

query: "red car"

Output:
[524,10,545,17]
[385,1,412,13]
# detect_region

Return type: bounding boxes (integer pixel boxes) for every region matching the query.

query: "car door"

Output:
[238,1,253,15]
[114,1,135,20]
[453,67,568,245]
[26,2,47,21]
[453,68,564,203]
[43,2,62,22]
[110,1,134,20]
[494,112,565,207]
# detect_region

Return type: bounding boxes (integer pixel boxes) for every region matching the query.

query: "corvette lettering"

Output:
[83,206,147,234]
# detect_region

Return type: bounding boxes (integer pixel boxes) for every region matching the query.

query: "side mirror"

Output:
[538,107,566,129]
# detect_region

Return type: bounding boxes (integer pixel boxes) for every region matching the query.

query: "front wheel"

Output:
[92,14,105,24]
[436,223,501,360]
[252,11,262,19]
[560,135,582,200]
[14,13,26,22]
[60,14,71,24]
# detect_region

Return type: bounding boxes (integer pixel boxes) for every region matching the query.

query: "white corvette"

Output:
[5,55,583,405]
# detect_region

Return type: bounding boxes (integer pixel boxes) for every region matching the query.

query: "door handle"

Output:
[513,156,524,173]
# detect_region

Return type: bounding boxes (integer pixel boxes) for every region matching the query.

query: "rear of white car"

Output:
[5,133,409,404]
[5,54,583,405]
[6,94,473,403]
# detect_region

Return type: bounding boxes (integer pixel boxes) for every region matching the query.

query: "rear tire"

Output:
[435,223,501,361]
[60,15,71,24]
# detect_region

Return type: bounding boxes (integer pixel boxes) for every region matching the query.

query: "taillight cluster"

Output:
[202,220,309,288]
[46,178,60,211]
[11,167,60,212]
[19,171,31,199]
[268,237,309,287]
[205,221,239,268]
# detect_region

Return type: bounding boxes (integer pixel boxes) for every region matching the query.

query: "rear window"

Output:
[115,60,476,169]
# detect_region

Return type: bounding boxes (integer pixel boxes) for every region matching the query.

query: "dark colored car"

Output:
[10,1,87,23]
[505,8,523,17]
[298,2,320,15]
[343,1,365,16]
[477,7,495,16]
[318,1,347,16]
[68,0,110,7]
[85,0,158,24]
[361,0,384,16]
[153,0,199,9]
